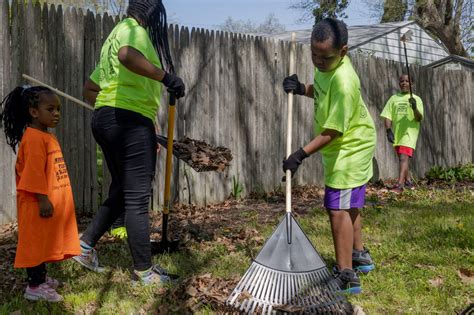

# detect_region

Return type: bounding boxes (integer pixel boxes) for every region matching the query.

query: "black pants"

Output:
[81,107,156,271]
[27,263,46,286]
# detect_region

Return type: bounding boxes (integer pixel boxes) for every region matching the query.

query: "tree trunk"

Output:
[415,0,468,56]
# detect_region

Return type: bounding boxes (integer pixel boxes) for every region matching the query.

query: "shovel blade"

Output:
[150,239,180,255]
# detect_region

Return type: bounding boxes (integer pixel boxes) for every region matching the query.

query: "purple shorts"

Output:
[324,184,367,210]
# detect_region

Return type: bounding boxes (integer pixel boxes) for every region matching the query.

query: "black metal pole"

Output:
[403,41,413,98]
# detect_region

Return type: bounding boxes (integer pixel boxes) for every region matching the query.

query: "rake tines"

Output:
[227,262,351,314]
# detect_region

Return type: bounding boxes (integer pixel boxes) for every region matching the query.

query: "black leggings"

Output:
[81,107,156,271]
[27,263,46,286]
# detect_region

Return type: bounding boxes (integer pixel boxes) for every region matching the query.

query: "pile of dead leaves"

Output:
[159,273,240,314]
[165,136,233,173]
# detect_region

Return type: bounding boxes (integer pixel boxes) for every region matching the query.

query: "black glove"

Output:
[162,72,185,98]
[386,129,394,144]
[283,148,309,177]
[283,74,305,95]
[409,97,416,110]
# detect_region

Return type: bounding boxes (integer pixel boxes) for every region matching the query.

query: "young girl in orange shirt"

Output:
[1,86,80,302]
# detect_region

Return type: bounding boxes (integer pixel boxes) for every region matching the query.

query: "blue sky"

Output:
[163,0,379,30]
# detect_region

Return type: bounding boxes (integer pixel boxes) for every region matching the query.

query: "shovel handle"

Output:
[169,93,177,107]
[163,94,177,215]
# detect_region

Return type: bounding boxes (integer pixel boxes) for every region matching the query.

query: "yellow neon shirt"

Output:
[90,18,162,121]
[381,93,424,149]
[313,56,376,189]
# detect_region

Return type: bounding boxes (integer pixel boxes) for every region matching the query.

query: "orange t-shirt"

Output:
[14,127,80,268]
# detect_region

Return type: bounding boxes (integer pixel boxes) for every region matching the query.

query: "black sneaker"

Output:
[352,247,375,274]
[332,267,361,294]
[405,180,415,190]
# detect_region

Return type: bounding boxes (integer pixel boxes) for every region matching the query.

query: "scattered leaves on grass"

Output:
[236,290,252,303]
[457,268,474,285]
[273,304,306,313]
[353,305,366,315]
[415,264,436,271]
[428,277,444,288]
[159,273,240,313]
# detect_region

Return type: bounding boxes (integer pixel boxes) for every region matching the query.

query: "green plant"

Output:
[231,174,244,199]
[426,164,474,183]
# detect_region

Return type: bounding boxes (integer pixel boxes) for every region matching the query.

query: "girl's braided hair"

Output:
[0,86,53,152]
[127,0,175,74]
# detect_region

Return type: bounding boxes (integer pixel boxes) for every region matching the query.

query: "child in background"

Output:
[381,74,424,192]
[1,86,81,302]
[282,18,376,294]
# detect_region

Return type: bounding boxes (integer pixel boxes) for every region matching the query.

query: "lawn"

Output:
[0,182,473,314]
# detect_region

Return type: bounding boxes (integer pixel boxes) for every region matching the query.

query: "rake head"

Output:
[227,215,352,314]
[400,29,413,42]
[227,262,352,314]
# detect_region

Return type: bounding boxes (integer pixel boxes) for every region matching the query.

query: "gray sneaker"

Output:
[352,247,375,274]
[331,266,361,295]
[132,265,178,286]
[73,247,106,273]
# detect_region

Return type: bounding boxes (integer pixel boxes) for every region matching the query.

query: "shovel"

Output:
[151,93,180,254]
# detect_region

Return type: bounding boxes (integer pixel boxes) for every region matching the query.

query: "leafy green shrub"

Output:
[425,164,474,183]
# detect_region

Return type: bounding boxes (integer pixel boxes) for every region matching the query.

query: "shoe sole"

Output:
[343,287,362,295]
[354,264,375,274]
[72,256,106,273]
[24,293,63,302]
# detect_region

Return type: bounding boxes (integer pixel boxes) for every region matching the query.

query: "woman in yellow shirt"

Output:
[74,0,184,286]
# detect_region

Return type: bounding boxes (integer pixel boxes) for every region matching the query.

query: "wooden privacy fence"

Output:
[1,0,473,224]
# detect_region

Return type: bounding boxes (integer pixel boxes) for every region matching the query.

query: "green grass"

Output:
[1,187,473,314]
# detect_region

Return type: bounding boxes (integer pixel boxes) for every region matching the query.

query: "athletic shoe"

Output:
[73,247,106,273]
[24,283,63,302]
[132,265,178,286]
[332,267,361,295]
[45,276,60,289]
[352,247,375,274]
[405,180,415,190]
[390,184,404,193]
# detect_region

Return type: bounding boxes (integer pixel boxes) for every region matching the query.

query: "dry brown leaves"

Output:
[428,277,444,288]
[458,268,474,285]
[172,137,233,172]
[159,273,240,313]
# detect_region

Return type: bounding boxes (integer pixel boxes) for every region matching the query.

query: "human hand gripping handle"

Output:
[409,97,416,111]
[386,129,395,144]
[282,148,309,179]
[283,74,305,95]
[161,72,185,99]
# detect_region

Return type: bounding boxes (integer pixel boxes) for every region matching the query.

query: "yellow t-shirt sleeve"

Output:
[323,80,356,134]
[416,95,424,119]
[380,97,393,120]
[90,66,100,85]
[116,25,152,57]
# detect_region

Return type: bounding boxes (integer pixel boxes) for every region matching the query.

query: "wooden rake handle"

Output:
[22,74,94,111]
[286,33,296,214]
[285,33,296,244]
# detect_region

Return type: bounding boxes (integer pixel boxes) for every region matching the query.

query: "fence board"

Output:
[0,0,16,225]
[1,0,473,224]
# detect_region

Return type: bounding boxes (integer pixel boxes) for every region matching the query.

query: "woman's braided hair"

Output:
[127,0,175,74]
